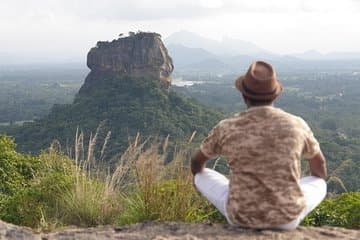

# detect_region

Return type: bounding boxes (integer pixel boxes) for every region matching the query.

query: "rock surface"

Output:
[1,221,359,240]
[87,32,174,88]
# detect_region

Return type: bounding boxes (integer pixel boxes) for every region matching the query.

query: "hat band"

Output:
[242,81,277,96]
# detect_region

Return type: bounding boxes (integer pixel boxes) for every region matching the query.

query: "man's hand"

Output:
[308,151,327,179]
[192,175,199,193]
[191,149,208,175]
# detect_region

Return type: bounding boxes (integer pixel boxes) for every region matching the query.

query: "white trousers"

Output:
[194,168,327,230]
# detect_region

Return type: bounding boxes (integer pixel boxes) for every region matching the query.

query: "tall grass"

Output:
[0,124,224,229]
[56,126,124,227]
[326,159,353,192]
[40,129,222,228]
[118,138,222,225]
[301,156,351,193]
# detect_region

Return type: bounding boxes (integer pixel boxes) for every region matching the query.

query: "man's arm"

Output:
[191,149,209,175]
[307,151,327,179]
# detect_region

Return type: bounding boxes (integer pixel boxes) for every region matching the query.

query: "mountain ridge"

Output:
[165,31,360,73]
[166,31,360,60]
[165,30,269,56]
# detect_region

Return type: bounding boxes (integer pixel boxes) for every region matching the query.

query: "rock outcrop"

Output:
[1,221,359,240]
[87,32,174,88]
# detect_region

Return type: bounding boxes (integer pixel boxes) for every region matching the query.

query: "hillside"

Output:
[11,32,222,156]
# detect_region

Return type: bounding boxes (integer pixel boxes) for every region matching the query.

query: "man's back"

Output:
[200,106,321,228]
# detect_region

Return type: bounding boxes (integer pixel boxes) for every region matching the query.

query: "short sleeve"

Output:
[301,121,321,160]
[200,123,222,159]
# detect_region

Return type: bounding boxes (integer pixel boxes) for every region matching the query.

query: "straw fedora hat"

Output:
[235,61,282,101]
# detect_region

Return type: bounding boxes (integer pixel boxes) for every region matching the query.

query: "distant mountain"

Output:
[327,52,360,60]
[290,50,324,60]
[291,50,360,60]
[166,41,302,74]
[179,58,233,73]
[165,31,360,74]
[166,44,217,67]
[165,31,270,56]
[164,31,320,74]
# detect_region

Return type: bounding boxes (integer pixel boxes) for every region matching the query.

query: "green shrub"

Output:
[0,135,41,195]
[0,151,75,229]
[1,127,128,229]
[0,186,47,227]
[302,192,360,229]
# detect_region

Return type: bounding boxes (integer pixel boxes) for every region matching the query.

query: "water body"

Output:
[172,78,203,87]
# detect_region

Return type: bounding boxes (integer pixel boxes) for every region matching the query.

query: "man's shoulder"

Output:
[268,108,315,136]
[249,106,311,129]
[278,109,310,126]
[218,112,246,125]
[216,107,310,130]
[228,107,301,120]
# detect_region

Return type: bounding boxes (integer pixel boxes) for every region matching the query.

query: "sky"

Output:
[1,0,360,63]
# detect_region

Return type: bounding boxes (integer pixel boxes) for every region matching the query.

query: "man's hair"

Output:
[243,95,274,106]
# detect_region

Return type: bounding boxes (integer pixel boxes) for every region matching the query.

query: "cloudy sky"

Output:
[1,0,360,63]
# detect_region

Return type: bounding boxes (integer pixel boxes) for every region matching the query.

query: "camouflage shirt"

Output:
[200,106,320,228]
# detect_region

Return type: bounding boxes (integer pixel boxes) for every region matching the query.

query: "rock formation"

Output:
[87,32,174,88]
[1,220,359,240]
[13,31,221,156]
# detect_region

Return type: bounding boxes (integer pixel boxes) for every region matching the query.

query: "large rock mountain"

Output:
[86,32,173,88]
[13,32,222,156]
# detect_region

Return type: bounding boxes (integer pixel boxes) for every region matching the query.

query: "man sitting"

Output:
[191,61,327,230]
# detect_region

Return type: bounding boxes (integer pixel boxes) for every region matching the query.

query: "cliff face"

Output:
[87,32,174,88]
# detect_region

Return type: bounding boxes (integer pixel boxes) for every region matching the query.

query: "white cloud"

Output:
[0,0,359,62]
[1,0,359,21]
[200,0,224,9]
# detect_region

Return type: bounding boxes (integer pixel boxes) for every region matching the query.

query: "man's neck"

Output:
[247,103,273,109]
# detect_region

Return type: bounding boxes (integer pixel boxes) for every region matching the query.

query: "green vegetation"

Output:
[0,135,41,195]
[0,150,76,227]
[1,134,359,230]
[0,134,223,230]
[0,67,85,123]
[303,192,360,229]
[8,73,222,156]
[117,138,222,225]
[0,133,124,229]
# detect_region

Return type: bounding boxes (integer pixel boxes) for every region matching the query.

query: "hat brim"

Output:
[235,75,283,101]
